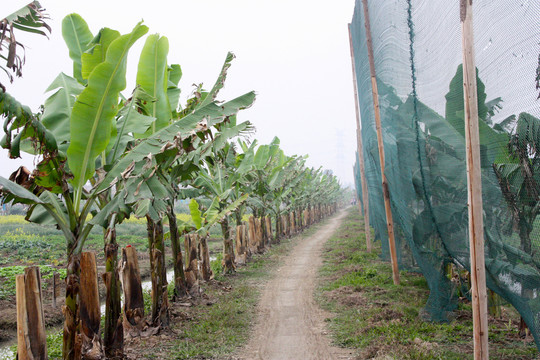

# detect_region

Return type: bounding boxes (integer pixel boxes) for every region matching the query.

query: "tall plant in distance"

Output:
[193,139,252,273]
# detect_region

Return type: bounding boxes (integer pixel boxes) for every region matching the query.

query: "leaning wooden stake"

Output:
[361,0,399,284]
[349,24,371,252]
[348,23,372,252]
[460,0,488,358]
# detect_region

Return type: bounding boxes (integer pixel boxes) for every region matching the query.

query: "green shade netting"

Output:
[351,0,540,349]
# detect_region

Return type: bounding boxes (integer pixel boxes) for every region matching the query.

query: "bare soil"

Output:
[238,211,353,360]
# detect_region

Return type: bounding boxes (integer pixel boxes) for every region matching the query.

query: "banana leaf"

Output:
[81,27,121,80]
[93,91,256,195]
[136,34,171,136]
[62,14,93,84]
[67,22,148,203]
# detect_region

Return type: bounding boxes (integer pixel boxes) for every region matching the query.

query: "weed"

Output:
[317,208,538,359]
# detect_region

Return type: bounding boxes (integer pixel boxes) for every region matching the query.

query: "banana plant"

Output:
[492,112,540,255]
[117,49,255,322]
[191,137,253,273]
[1,14,257,358]
[242,137,292,244]
[1,19,148,359]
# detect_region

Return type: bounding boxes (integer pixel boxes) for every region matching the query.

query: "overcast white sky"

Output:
[1,0,357,187]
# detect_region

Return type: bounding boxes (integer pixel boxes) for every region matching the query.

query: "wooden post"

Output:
[16,275,30,360]
[52,272,59,308]
[461,0,488,358]
[347,23,372,252]
[16,267,47,359]
[361,0,399,285]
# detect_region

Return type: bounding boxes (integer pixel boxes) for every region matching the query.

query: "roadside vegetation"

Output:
[317,208,538,359]
[31,221,320,359]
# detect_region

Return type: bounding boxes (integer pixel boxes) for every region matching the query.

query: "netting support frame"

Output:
[361,0,400,285]
[348,23,372,253]
[460,0,489,358]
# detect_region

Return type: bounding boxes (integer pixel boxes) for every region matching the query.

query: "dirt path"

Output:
[239,210,352,360]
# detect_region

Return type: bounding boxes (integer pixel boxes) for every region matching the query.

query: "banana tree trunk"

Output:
[103,226,123,359]
[519,217,532,254]
[248,216,258,253]
[265,216,272,245]
[63,252,81,360]
[221,217,236,274]
[255,217,264,252]
[290,212,295,235]
[121,246,145,335]
[146,217,169,327]
[167,210,188,299]
[184,234,199,291]
[199,234,213,281]
[275,215,281,244]
[80,252,103,359]
[234,209,243,226]
[243,223,250,258]
[260,213,267,249]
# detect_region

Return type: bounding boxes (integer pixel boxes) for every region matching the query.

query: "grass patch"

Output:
[316,208,538,359]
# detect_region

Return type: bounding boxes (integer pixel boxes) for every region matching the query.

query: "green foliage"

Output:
[0,265,66,300]
[68,22,148,203]
[46,331,63,359]
[317,209,538,359]
[211,252,223,280]
[136,34,171,136]
[189,199,202,229]
[62,13,93,84]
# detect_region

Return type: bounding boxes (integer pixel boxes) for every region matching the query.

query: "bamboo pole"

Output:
[348,23,372,253]
[361,0,399,285]
[460,0,488,358]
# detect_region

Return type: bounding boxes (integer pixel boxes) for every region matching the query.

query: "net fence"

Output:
[351,0,540,348]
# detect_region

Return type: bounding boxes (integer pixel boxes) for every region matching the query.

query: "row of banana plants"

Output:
[0,10,344,360]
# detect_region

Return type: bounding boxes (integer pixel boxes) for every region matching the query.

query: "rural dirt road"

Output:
[239,210,353,360]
